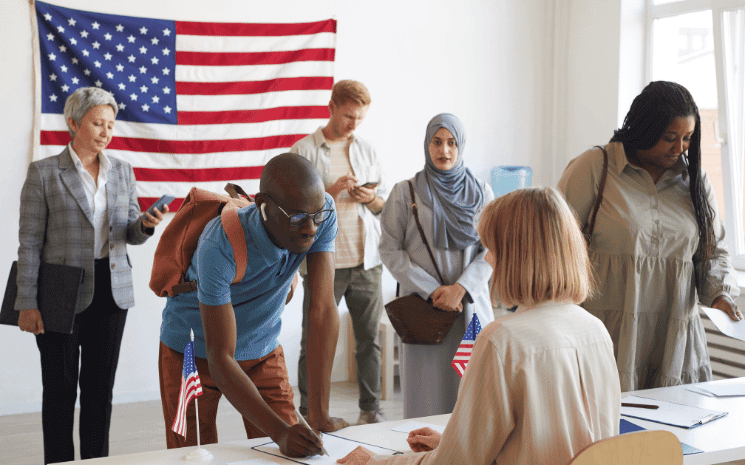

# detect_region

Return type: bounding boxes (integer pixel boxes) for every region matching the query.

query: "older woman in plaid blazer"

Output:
[15,87,167,464]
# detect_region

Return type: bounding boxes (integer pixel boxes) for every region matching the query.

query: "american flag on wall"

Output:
[33,1,335,211]
[172,338,203,438]
[451,314,482,377]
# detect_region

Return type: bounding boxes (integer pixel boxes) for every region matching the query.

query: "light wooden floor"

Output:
[0,380,402,465]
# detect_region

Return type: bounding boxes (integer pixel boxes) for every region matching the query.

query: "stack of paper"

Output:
[685,381,745,398]
[620,419,703,455]
[621,395,727,429]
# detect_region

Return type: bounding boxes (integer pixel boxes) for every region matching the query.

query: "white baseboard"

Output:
[1,390,162,416]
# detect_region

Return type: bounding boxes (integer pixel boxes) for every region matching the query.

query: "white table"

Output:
[624,377,745,465]
[53,415,448,464]
[56,379,745,464]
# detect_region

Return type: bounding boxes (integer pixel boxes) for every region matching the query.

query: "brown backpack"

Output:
[149,183,252,297]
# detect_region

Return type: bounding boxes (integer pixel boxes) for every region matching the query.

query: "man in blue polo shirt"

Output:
[158,154,344,458]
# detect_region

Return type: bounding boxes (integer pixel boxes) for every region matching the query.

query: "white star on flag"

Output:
[34,0,336,211]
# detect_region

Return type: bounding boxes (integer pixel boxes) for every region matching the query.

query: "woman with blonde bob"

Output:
[339,187,620,465]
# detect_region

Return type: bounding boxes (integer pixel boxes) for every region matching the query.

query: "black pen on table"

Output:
[294,407,329,456]
[622,402,659,409]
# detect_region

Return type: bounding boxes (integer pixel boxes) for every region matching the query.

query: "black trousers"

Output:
[35,258,128,464]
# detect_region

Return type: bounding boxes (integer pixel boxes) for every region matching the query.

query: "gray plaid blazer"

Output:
[15,147,151,313]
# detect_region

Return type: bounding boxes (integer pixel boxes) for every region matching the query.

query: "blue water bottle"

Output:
[490,166,533,197]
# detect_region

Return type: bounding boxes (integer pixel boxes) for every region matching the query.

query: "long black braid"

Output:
[611,81,715,272]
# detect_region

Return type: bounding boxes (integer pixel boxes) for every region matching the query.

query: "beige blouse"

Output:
[558,142,739,391]
[367,302,620,465]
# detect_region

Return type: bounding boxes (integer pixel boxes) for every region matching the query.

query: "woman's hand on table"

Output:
[407,427,442,452]
[712,295,743,321]
[337,445,375,464]
[431,284,465,312]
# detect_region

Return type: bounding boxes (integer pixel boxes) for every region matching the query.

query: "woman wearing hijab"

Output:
[379,113,494,418]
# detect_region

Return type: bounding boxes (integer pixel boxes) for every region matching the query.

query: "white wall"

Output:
[562,0,624,178]
[0,0,562,415]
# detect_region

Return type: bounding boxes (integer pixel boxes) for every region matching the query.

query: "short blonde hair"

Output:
[330,80,371,107]
[478,187,594,308]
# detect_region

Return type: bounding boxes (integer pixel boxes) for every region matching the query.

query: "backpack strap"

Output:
[224,182,251,200]
[221,202,248,284]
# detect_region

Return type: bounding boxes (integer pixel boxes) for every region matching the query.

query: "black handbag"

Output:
[384,181,459,345]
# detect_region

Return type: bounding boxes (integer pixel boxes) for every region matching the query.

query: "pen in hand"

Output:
[622,402,659,409]
[294,408,329,456]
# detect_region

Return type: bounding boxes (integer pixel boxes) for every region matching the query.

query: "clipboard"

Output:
[620,419,703,455]
[0,261,84,334]
[251,433,401,464]
[620,395,727,429]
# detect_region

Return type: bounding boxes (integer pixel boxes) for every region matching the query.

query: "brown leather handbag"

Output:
[384,181,460,345]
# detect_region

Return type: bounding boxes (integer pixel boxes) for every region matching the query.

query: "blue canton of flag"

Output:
[451,314,482,378]
[37,0,177,124]
[34,1,336,212]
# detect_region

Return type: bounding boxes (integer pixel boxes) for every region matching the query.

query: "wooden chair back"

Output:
[569,430,683,465]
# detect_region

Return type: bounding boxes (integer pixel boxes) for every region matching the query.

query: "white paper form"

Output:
[229,458,286,465]
[390,421,445,434]
[685,381,745,397]
[251,433,400,464]
[701,306,745,342]
[621,395,727,429]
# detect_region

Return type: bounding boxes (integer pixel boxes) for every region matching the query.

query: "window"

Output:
[646,0,745,269]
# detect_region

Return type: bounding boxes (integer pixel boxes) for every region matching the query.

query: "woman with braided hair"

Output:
[558,81,741,391]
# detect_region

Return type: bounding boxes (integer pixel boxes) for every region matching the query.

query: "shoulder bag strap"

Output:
[586,146,609,244]
[407,181,445,284]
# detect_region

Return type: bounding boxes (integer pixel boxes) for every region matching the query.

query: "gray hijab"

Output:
[414,113,485,250]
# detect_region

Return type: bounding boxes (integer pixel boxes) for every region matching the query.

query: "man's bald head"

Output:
[260,153,325,202]
[256,153,329,253]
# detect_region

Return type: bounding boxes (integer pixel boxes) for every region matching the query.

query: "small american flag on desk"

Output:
[33,1,335,211]
[451,314,482,377]
[172,336,203,438]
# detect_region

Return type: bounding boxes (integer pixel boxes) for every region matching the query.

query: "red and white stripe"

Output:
[451,342,475,377]
[171,371,203,438]
[38,20,335,211]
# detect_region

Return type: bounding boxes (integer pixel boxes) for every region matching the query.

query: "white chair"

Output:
[568,430,683,465]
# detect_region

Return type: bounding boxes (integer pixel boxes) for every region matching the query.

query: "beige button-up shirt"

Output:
[368,302,621,465]
[558,142,739,390]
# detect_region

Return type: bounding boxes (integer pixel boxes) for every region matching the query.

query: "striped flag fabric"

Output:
[451,314,482,378]
[172,339,203,438]
[33,1,335,211]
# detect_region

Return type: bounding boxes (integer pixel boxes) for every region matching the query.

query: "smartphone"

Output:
[360,181,379,188]
[144,195,175,217]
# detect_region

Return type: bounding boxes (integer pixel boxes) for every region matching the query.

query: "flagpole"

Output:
[28,0,42,162]
[186,329,212,462]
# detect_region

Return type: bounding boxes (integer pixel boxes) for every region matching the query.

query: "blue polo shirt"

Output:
[160,194,337,360]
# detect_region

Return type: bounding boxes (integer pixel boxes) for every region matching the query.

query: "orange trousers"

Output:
[158,342,297,448]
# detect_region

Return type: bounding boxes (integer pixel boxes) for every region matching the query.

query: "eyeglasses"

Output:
[264,193,332,227]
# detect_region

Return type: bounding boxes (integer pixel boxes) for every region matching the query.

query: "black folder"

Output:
[0,261,84,334]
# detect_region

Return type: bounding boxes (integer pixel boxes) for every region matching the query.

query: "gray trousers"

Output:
[298,264,383,413]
